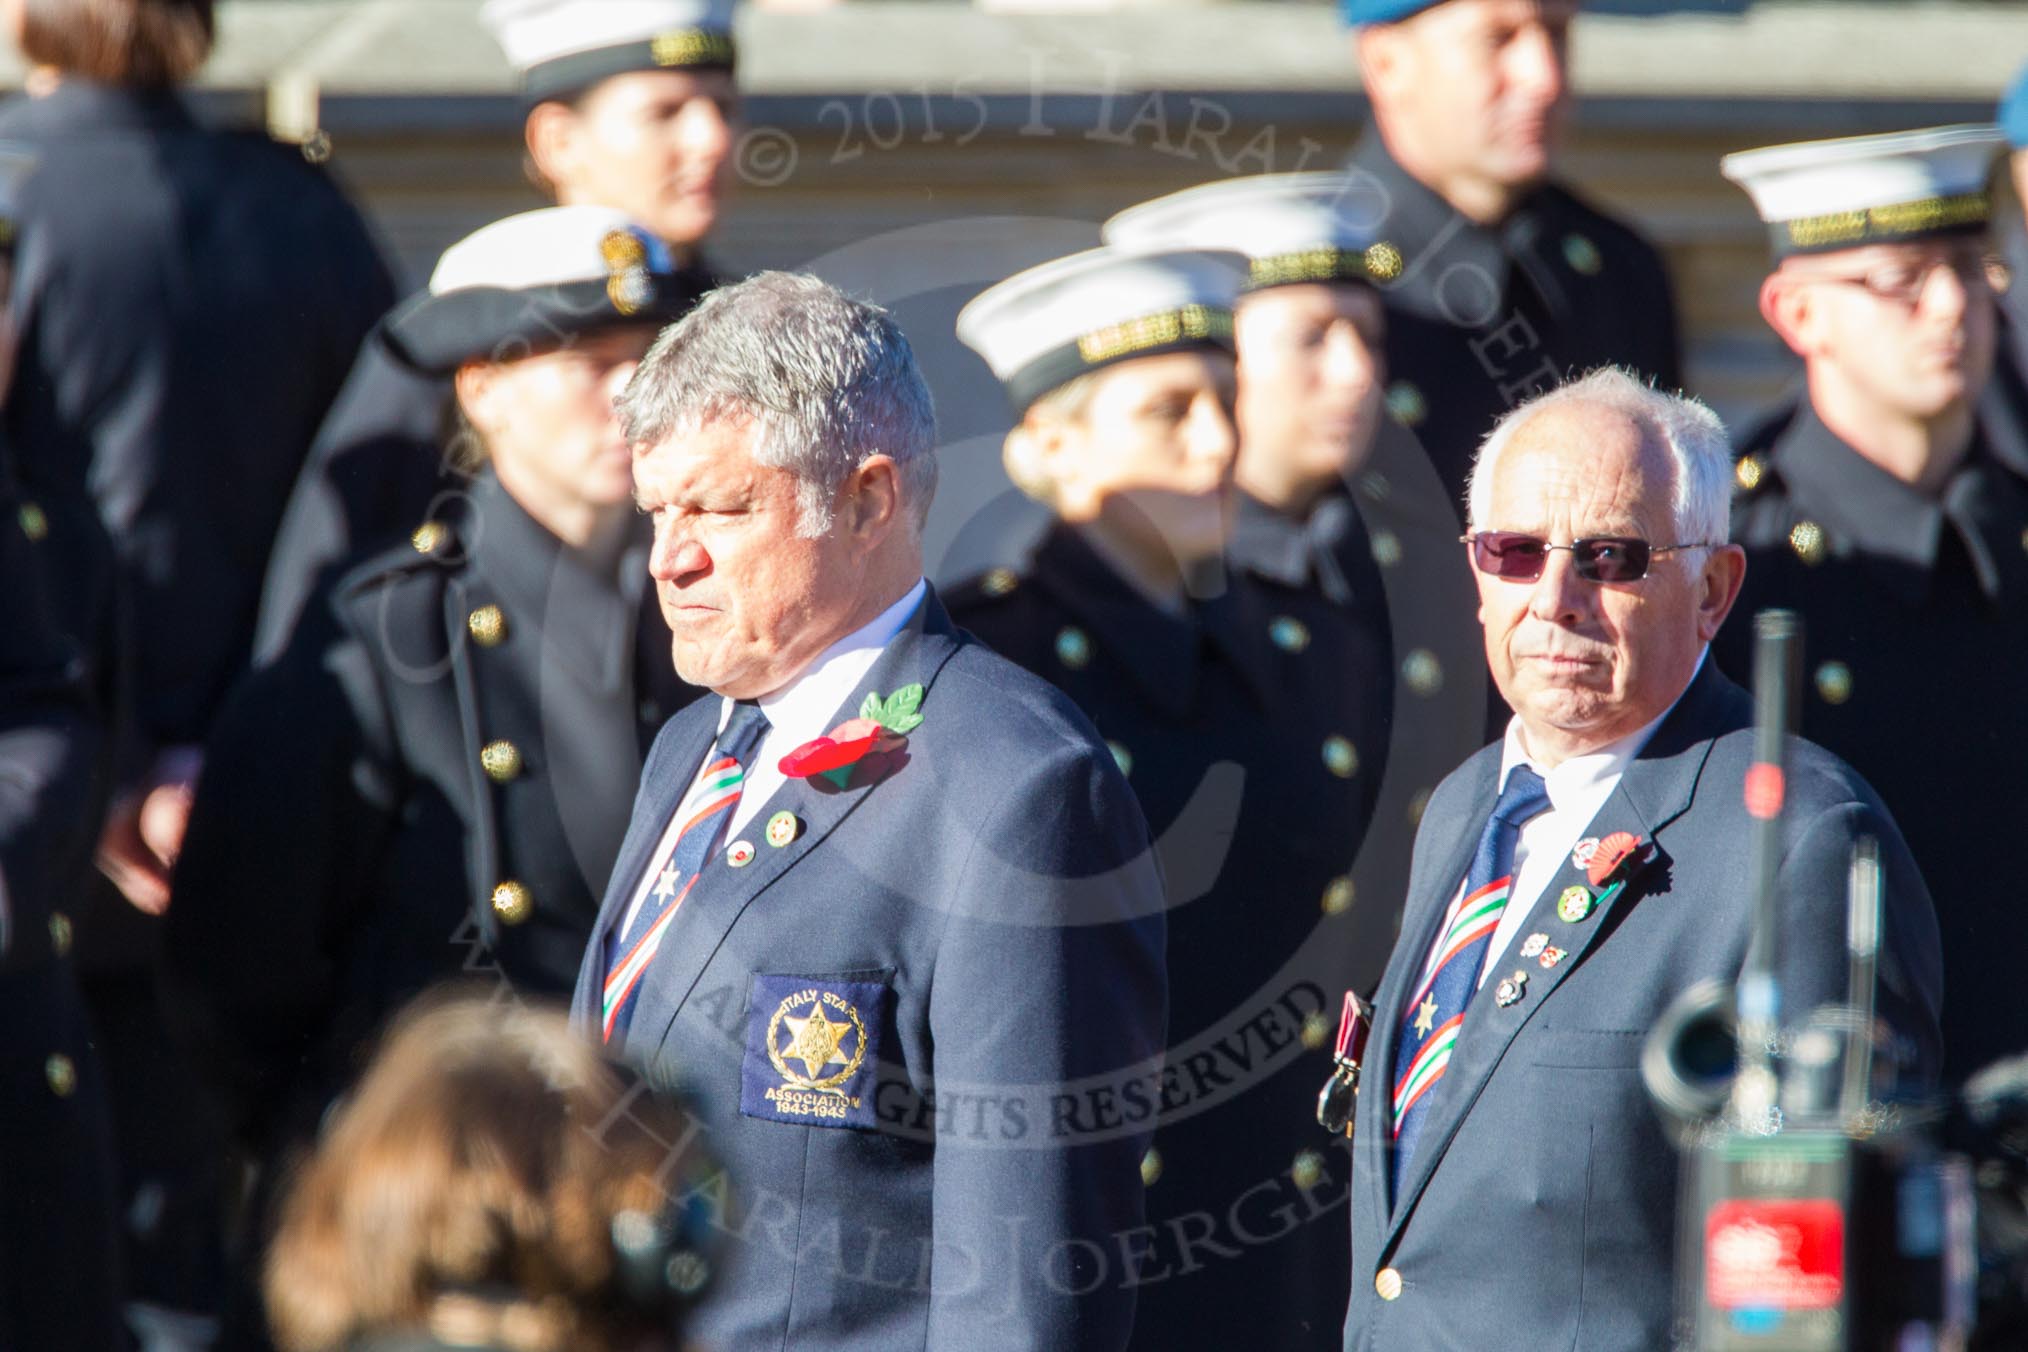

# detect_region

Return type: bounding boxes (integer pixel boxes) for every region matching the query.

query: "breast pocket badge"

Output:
[740,973,887,1130]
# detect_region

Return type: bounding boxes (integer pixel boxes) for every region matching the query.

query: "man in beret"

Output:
[1342,0,1682,519]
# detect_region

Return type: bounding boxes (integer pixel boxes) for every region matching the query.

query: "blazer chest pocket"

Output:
[1530,1027,1646,1069]
[740,969,893,1131]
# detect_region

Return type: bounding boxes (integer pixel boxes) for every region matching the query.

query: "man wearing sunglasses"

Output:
[1720,125,2028,1086]
[1342,368,1941,1350]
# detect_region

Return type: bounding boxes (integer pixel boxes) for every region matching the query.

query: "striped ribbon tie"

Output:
[602,701,770,1044]
[1388,763,1548,1197]
[1391,876,1511,1132]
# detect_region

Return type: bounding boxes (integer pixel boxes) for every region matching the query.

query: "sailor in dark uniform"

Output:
[1105,174,1491,1006]
[166,207,703,1160]
[1718,124,2028,1083]
[1341,0,1682,514]
[0,2,395,1329]
[0,147,122,1352]
[253,0,735,661]
[949,246,1390,1352]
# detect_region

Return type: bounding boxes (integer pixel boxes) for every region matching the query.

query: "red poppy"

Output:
[779,718,908,780]
[1586,831,1649,888]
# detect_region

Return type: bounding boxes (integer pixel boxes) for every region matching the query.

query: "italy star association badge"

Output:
[740,973,887,1129]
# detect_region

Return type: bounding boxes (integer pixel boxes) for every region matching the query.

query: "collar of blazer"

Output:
[1362,657,1749,1249]
[602,584,962,1057]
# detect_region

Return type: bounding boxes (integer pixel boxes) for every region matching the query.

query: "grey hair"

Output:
[1465,367,1733,552]
[617,271,939,538]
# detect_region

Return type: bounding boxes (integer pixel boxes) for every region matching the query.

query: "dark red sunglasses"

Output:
[1461,531,1718,583]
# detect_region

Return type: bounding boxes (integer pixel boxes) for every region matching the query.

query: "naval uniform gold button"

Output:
[467,605,507,647]
[1364,241,1404,282]
[480,740,523,783]
[1055,626,1092,670]
[48,912,71,957]
[980,567,1019,599]
[1269,616,1311,654]
[1322,735,1358,779]
[1563,232,1603,275]
[1814,661,1853,706]
[1375,1267,1403,1301]
[411,521,448,554]
[1385,381,1426,429]
[1321,875,1355,916]
[1407,788,1432,828]
[18,501,47,541]
[1291,1149,1326,1191]
[1735,455,1766,492]
[1301,1011,1331,1050]
[1402,649,1443,697]
[45,1053,76,1098]
[1788,521,1826,565]
[1140,1147,1163,1187]
[490,880,533,925]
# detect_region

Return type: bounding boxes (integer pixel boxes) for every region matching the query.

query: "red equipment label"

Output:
[1705,1199,1845,1309]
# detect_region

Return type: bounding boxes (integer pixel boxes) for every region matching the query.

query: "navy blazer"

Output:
[575,586,1168,1351]
[1343,660,1943,1351]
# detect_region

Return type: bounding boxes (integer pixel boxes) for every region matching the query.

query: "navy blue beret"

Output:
[2003,64,2028,150]
[1339,0,1442,25]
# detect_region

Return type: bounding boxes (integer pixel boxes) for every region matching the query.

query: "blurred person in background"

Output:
[0,142,123,1352]
[1999,65,2028,382]
[1342,0,1681,517]
[1096,176,1405,1349]
[1721,125,2028,1086]
[164,206,702,1348]
[253,0,737,662]
[0,0,394,1336]
[263,992,715,1352]
[951,245,1382,1350]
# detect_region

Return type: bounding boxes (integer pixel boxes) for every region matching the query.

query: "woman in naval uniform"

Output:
[165,207,703,1156]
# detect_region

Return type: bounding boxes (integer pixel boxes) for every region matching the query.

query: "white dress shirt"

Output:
[1455,650,1707,989]
[614,578,927,938]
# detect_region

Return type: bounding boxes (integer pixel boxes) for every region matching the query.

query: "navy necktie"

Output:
[1389,764,1550,1196]
[602,700,770,1043]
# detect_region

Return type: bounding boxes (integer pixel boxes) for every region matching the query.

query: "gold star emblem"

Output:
[779,1001,852,1079]
[1413,995,1438,1038]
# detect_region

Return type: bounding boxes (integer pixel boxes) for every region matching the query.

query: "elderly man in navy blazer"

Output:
[1342,369,1943,1350]
[574,272,1167,1350]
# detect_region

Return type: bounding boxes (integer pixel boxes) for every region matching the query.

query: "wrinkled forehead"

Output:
[1485,403,1673,536]
[631,411,764,501]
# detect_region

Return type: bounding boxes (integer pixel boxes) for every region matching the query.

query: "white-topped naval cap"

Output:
[957,246,1247,410]
[430,205,675,296]
[481,0,736,98]
[389,205,702,375]
[1721,124,2005,257]
[1103,172,1403,289]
